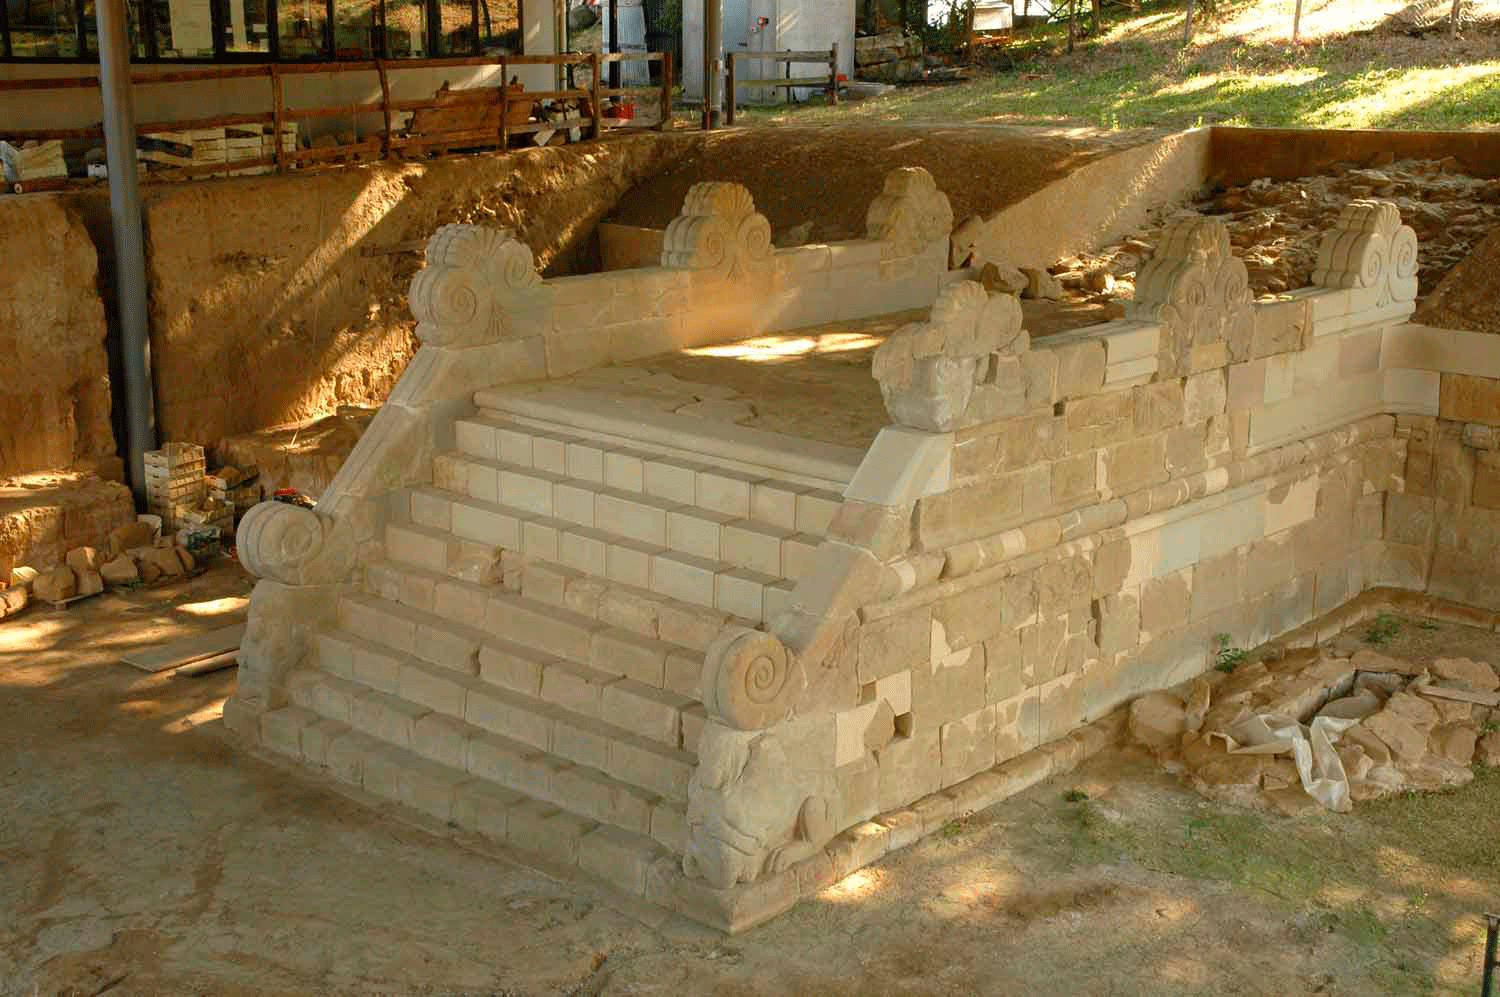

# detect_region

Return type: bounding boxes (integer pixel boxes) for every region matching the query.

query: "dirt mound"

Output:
[608,124,1153,246]
[1413,223,1500,333]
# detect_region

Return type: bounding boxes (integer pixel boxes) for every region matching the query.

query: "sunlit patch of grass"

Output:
[736,0,1500,132]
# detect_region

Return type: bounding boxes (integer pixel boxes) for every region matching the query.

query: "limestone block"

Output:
[1440,373,1500,426]
[939,705,997,786]
[1052,340,1106,399]
[1363,711,1427,765]
[65,546,100,574]
[1135,380,1185,433]
[1429,722,1478,765]
[9,565,38,591]
[866,166,954,259]
[858,609,931,684]
[108,520,156,556]
[1093,592,1140,658]
[32,565,77,603]
[1431,657,1499,692]
[1249,297,1310,358]
[0,586,28,618]
[1183,370,1227,424]
[1019,267,1062,301]
[75,569,103,597]
[915,623,986,727]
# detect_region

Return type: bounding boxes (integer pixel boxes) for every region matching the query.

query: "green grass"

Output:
[1039,766,1500,994]
[735,0,1500,131]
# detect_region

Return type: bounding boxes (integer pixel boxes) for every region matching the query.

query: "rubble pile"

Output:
[1059,158,1500,304]
[2,517,208,619]
[1129,645,1499,816]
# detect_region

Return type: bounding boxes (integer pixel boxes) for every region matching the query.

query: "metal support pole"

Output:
[608,0,620,90]
[703,0,721,129]
[1482,913,1499,997]
[96,0,156,508]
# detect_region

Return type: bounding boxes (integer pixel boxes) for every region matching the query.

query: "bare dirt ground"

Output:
[4,565,1497,996]
[608,124,1158,247]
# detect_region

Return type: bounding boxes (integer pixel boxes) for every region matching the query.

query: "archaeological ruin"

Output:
[209,153,1500,931]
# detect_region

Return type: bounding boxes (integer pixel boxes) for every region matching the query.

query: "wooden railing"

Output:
[722,46,837,127]
[0,50,673,181]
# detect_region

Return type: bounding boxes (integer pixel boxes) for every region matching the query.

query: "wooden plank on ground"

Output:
[121,622,245,673]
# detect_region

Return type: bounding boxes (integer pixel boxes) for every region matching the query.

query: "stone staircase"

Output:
[252,383,857,898]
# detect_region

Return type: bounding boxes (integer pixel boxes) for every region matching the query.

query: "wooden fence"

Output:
[0,50,673,182]
[722,46,838,127]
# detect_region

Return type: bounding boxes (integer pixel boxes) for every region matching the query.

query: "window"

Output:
[276,0,325,58]
[153,0,215,56]
[476,0,516,53]
[331,0,374,56]
[382,0,425,56]
[222,0,271,53]
[7,0,80,57]
[83,0,151,57]
[432,0,471,54]
[0,0,520,59]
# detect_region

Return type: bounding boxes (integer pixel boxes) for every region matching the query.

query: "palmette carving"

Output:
[871,279,1026,431]
[1312,199,1418,306]
[661,181,774,277]
[408,224,540,347]
[1128,217,1253,375]
[867,166,955,259]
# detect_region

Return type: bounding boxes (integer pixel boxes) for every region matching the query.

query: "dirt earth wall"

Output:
[0,197,116,478]
[142,130,700,453]
[1208,127,1500,187]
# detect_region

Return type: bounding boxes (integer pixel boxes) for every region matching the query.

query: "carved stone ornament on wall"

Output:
[701,625,805,731]
[866,165,955,259]
[1127,217,1253,376]
[236,500,353,587]
[871,279,1026,432]
[408,224,541,348]
[660,181,774,278]
[1312,199,1419,306]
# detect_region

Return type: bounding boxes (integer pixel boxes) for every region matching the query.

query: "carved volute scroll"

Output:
[1312,199,1419,306]
[236,500,352,586]
[871,279,1026,432]
[701,626,805,731]
[660,181,774,278]
[1127,217,1253,376]
[408,224,540,348]
[866,165,955,259]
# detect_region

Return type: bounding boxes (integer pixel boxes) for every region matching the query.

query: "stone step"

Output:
[470,385,864,494]
[346,564,708,701]
[453,411,845,538]
[390,492,807,625]
[288,659,696,815]
[257,703,679,895]
[320,610,706,754]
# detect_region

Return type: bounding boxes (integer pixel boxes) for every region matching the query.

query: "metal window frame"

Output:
[0,0,494,61]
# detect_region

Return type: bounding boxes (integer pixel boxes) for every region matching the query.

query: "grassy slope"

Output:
[741,0,1500,130]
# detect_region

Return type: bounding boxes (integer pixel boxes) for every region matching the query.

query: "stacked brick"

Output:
[144,443,206,530]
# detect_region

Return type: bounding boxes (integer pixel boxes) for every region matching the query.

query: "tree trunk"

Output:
[1068,0,1076,52]
[1182,0,1195,44]
[1091,0,1100,35]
